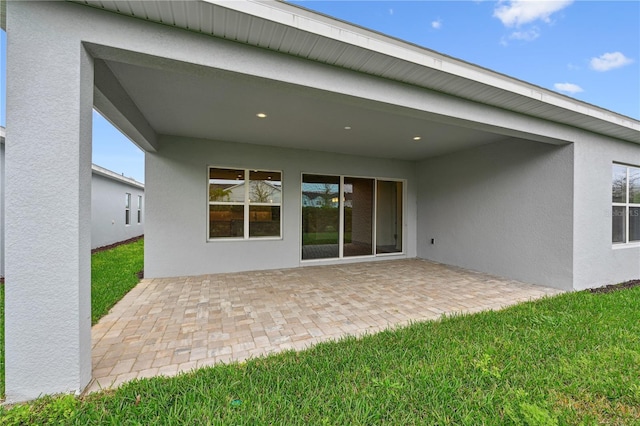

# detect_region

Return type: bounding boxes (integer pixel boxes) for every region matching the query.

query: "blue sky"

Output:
[0,1,638,183]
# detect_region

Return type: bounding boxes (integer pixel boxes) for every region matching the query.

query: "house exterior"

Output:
[91,164,144,250]
[1,127,5,278]
[0,127,143,277]
[2,0,638,402]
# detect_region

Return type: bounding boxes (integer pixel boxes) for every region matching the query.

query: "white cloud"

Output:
[494,0,573,27]
[431,19,442,29]
[589,52,633,72]
[499,27,539,46]
[389,8,394,16]
[508,27,540,41]
[554,82,584,94]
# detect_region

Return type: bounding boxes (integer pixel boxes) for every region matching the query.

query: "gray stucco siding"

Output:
[91,173,144,249]
[145,136,417,278]
[572,134,640,290]
[1,139,4,277]
[417,138,575,290]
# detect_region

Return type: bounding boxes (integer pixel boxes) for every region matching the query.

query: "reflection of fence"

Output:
[210,206,280,238]
[209,220,244,238]
[302,207,352,233]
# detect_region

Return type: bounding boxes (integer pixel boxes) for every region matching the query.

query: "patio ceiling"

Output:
[101,57,513,160]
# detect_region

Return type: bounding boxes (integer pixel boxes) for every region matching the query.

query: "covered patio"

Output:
[86,259,561,393]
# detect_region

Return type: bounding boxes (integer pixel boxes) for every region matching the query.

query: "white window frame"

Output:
[612,163,640,247]
[125,192,131,226]
[207,167,283,241]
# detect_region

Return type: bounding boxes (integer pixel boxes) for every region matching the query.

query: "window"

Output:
[612,163,640,244]
[125,193,131,225]
[137,195,142,224]
[302,174,403,260]
[208,167,282,239]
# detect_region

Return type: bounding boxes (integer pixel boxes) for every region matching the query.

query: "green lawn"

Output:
[2,281,640,424]
[90,238,144,325]
[0,238,144,399]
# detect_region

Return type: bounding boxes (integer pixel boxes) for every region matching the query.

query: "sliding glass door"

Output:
[376,180,403,254]
[344,177,374,257]
[302,174,403,260]
[302,175,340,260]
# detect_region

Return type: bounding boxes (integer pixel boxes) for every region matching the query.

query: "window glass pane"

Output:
[612,206,626,243]
[629,167,640,204]
[125,193,131,208]
[209,205,244,238]
[376,181,403,254]
[249,171,282,203]
[249,206,281,237]
[344,177,374,257]
[612,165,627,203]
[209,168,245,202]
[302,174,340,260]
[630,207,640,242]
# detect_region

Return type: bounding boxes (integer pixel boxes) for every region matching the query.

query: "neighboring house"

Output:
[2,0,638,402]
[0,129,143,276]
[91,164,144,249]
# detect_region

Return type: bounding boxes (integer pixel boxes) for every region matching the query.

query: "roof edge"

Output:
[204,0,638,130]
[92,163,144,189]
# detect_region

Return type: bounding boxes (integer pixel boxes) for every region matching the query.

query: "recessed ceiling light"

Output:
[413,136,422,141]
[256,113,267,118]
[344,126,352,130]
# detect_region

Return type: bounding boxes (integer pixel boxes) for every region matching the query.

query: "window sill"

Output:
[207,237,283,242]
[612,242,640,250]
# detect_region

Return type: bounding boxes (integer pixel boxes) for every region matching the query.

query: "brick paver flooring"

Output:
[86,259,561,393]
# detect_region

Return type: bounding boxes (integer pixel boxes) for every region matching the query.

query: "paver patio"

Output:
[86,259,562,393]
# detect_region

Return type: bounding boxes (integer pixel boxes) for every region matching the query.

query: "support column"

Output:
[5,2,93,402]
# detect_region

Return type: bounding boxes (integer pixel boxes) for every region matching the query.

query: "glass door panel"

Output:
[302,174,340,260]
[344,177,374,257]
[376,180,403,254]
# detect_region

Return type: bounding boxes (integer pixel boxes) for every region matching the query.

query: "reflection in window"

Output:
[208,168,281,239]
[125,193,131,225]
[302,175,340,260]
[376,180,403,254]
[344,177,374,257]
[612,163,640,244]
[301,174,404,260]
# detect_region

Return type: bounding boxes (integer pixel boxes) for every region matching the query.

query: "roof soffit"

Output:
[70,0,638,144]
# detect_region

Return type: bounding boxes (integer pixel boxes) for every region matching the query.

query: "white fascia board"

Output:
[91,163,144,189]
[204,0,639,133]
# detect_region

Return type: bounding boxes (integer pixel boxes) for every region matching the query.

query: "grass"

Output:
[90,238,144,325]
[2,283,640,425]
[0,238,144,399]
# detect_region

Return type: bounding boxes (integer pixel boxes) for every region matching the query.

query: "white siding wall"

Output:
[91,173,144,249]
[417,138,575,290]
[145,136,417,278]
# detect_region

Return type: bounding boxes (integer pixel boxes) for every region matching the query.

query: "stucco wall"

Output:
[573,134,640,290]
[91,173,144,249]
[145,136,417,278]
[417,138,575,290]
[1,140,4,277]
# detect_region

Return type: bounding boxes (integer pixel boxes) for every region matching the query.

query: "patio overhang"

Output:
[74,0,638,152]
